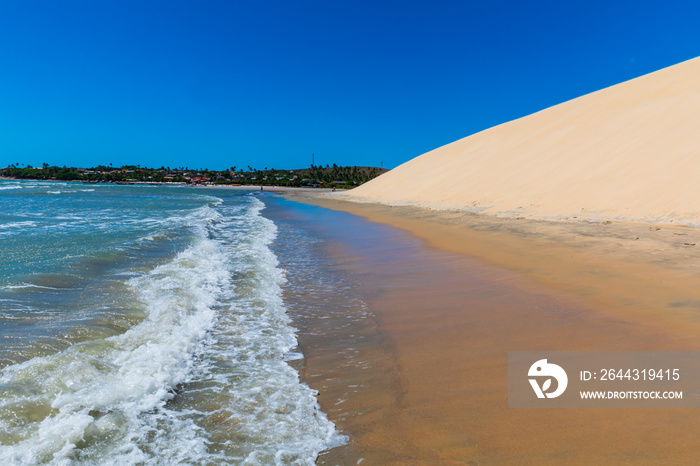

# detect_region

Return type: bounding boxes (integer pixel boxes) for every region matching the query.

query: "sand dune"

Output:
[346,57,700,224]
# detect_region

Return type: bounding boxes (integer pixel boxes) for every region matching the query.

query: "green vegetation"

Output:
[0,163,388,188]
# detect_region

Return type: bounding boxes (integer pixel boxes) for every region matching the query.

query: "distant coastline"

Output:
[0,164,388,189]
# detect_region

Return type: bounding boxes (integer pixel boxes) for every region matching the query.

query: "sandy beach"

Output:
[305,195,700,335]
[279,192,700,464]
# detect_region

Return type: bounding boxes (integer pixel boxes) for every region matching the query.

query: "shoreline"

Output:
[0,176,355,193]
[287,192,700,338]
[275,192,700,463]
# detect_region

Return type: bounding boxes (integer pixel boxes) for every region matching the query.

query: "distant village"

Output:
[0,163,388,189]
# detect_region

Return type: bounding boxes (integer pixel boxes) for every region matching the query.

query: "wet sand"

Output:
[278,193,700,464]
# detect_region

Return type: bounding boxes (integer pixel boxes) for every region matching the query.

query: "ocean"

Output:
[0,180,346,464]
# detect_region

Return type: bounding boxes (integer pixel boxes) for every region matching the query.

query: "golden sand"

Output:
[286,194,700,464]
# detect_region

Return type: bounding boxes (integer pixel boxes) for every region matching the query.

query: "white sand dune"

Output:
[346,57,700,224]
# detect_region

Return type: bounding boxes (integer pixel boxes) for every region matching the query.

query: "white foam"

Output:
[2,283,66,291]
[190,198,345,463]
[0,221,37,230]
[0,208,225,463]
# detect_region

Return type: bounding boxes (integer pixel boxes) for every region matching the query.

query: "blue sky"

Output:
[1,1,699,170]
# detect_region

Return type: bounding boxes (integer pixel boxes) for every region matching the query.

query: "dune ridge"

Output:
[345,57,700,224]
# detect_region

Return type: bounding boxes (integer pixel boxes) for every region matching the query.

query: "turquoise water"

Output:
[0,180,343,464]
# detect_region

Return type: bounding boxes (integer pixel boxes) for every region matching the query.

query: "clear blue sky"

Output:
[1,1,699,170]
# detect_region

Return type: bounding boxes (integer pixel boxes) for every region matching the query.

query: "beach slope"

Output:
[346,57,700,224]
